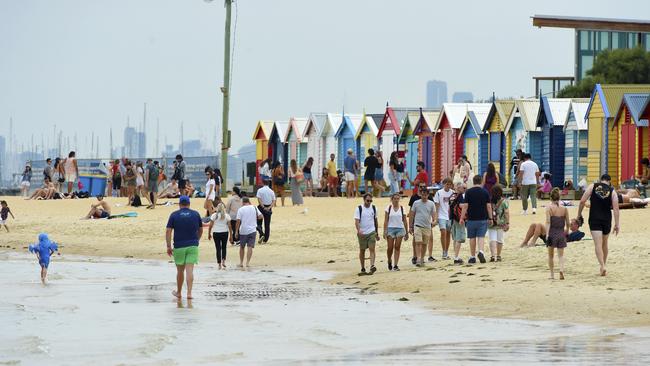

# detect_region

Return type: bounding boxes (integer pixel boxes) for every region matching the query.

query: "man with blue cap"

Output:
[166,195,202,300]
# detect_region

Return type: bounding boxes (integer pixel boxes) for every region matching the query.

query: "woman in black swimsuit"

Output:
[577,174,620,276]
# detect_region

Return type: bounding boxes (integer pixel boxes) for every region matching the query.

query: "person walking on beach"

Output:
[226,187,243,244]
[256,183,275,243]
[111,159,121,197]
[354,193,379,274]
[123,161,137,205]
[20,164,32,197]
[271,161,286,206]
[236,197,263,269]
[327,153,338,197]
[449,182,467,264]
[577,174,620,277]
[546,188,569,280]
[28,233,58,284]
[135,161,145,198]
[302,157,314,197]
[145,159,159,208]
[383,193,408,271]
[63,151,79,194]
[43,158,53,182]
[460,175,493,264]
[208,201,232,270]
[363,148,379,196]
[259,158,272,187]
[374,151,386,194]
[482,162,499,199]
[434,178,454,260]
[409,185,436,267]
[518,153,540,215]
[289,159,304,206]
[487,184,509,262]
[1,200,15,232]
[175,155,187,196]
[388,152,401,195]
[344,149,358,198]
[510,149,523,199]
[166,195,202,299]
[204,169,217,215]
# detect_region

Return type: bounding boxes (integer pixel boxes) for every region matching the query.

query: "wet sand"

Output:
[1,195,650,327]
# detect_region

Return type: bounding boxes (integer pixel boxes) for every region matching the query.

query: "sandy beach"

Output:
[1,194,649,327]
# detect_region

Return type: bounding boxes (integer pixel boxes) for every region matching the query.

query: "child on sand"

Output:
[28,233,59,284]
[0,200,15,232]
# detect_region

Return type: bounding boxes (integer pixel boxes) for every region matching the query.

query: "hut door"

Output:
[422,136,432,182]
[465,138,478,173]
[621,124,636,181]
[442,129,454,179]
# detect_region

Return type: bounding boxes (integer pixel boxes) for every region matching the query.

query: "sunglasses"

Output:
[365,199,373,203]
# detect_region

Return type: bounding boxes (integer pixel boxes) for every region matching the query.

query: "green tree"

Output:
[557,47,650,98]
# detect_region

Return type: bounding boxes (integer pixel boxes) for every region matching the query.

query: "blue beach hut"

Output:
[503,99,541,184]
[537,97,572,187]
[563,99,590,186]
[334,114,363,171]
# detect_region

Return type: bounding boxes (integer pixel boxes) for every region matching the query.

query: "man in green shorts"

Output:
[166,195,203,300]
[354,193,379,274]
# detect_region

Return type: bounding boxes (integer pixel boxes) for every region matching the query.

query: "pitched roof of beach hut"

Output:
[285,117,308,142]
[413,109,442,134]
[334,114,363,138]
[355,113,379,139]
[434,103,491,131]
[537,98,572,128]
[586,84,650,120]
[614,93,650,127]
[271,121,289,143]
[319,113,343,137]
[503,99,541,134]
[303,113,328,139]
[252,120,275,140]
[376,107,419,137]
[564,99,590,131]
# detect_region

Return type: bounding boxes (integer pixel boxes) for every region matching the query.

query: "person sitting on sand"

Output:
[28,233,59,284]
[158,180,180,199]
[28,177,54,200]
[319,168,329,193]
[545,188,569,280]
[82,196,112,219]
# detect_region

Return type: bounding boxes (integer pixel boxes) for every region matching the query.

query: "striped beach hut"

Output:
[537,98,572,187]
[503,99,541,184]
[318,113,343,177]
[563,99,590,186]
[483,100,515,178]
[334,114,363,170]
[268,121,289,173]
[609,93,650,186]
[458,106,491,175]
[413,109,441,184]
[285,117,309,167]
[252,120,274,186]
[303,113,328,182]
[377,106,417,178]
[356,113,380,187]
[585,84,650,183]
[399,111,423,189]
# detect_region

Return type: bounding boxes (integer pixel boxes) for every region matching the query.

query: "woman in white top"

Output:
[383,193,409,271]
[208,202,232,270]
[63,151,79,194]
[226,186,243,243]
[204,170,217,216]
[135,161,145,197]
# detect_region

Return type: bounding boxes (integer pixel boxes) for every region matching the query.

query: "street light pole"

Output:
[219,0,232,196]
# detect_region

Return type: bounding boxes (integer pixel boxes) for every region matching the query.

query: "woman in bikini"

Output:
[545,188,570,280]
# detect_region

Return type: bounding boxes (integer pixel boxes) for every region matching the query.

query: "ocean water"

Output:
[1,253,649,365]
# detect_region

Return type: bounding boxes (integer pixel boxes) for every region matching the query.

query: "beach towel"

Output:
[108,212,138,219]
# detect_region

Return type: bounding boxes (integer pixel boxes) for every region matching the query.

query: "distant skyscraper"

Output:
[123,126,137,157]
[182,140,202,157]
[0,135,5,182]
[452,92,474,103]
[136,132,146,158]
[426,80,447,108]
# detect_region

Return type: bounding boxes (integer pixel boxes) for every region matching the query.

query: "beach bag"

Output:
[449,193,463,222]
[132,195,142,207]
[295,172,304,184]
[78,181,84,190]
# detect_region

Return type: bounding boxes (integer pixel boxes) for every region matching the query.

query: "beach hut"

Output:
[355,113,380,187]
[377,107,417,176]
[268,121,289,174]
[503,99,541,185]
[302,113,328,183]
[317,113,343,178]
[537,98,572,187]
[285,117,309,167]
[585,84,650,183]
[413,109,441,184]
[608,93,650,186]
[252,120,274,186]
[334,114,363,170]
[483,100,515,178]
[398,111,422,189]
[434,103,491,182]
[563,99,590,186]
[458,106,491,175]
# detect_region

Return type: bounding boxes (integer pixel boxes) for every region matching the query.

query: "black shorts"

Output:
[589,219,612,235]
[178,179,187,189]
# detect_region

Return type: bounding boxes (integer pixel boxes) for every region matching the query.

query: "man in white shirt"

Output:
[256,184,276,243]
[354,193,379,274]
[517,153,540,215]
[434,177,454,259]
[236,197,263,269]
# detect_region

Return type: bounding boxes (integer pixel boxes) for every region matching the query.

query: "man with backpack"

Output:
[450,182,467,264]
[354,193,379,274]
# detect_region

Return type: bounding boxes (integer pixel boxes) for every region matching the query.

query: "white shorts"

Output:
[487,228,505,244]
[0,219,5,225]
[66,173,77,183]
[20,181,30,188]
[345,172,356,181]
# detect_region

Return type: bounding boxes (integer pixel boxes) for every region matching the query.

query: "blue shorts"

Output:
[386,227,406,238]
[438,218,451,231]
[303,173,312,180]
[375,169,384,181]
[466,220,488,239]
[39,257,51,268]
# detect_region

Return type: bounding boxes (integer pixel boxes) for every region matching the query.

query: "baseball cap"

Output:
[179,195,191,205]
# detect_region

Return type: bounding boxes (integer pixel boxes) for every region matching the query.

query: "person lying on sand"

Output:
[521,218,584,248]
[81,196,112,219]
[583,188,649,209]
[27,177,55,200]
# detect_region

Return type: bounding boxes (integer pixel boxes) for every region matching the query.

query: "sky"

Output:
[2,0,649,158]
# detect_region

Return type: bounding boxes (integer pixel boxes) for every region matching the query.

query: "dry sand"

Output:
[1,194,649,327]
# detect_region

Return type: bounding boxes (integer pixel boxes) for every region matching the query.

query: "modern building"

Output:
[532,15,650,81]
[136,132,146,158]
[452,92,474,103]
[426,80,447,108]
[0,135,5,183]
[123,126,137,158]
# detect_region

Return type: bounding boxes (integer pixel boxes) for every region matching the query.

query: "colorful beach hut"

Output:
[334,114,363,170]
[413,109,441,184]
[318,113,343,178]
[302,113,328,183]
[503,99,541,184]
[585,84,650,183]
[285,117,309,167]
[537,98,572,187]
[608,93,650,186]
[377,107,417,175]
[268,121,289,173]
[355,113,380,187]
[483,100,515,178]
[252,120,274,186]
[458,106,491,175]
[399,111,423,189]
[563,99,590,186]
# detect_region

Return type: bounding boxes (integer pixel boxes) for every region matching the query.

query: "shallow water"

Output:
[1,253,649,365]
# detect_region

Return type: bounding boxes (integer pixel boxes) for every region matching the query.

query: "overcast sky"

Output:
[1,0,648,157]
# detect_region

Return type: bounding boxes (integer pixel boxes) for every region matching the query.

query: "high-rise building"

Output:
[136,132,146,158]
[0,135,5,183]
[123,126,137,158]
[426,80,447,108]
[452,92,474,103]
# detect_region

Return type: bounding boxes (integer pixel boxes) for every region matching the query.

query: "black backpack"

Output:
[132,195,142,207]
[449,193,463,222]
